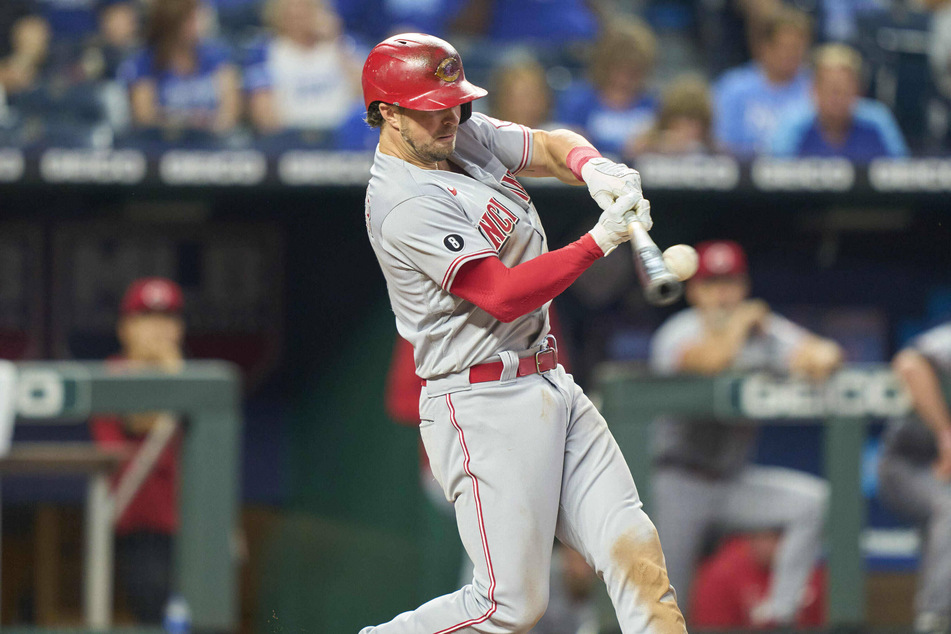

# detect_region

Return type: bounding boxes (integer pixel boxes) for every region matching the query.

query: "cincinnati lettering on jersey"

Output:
[478,197,520,251]
[501,172,530,202]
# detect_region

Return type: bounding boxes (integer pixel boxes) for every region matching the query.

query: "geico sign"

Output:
[736,370,910,419]
[16,370,66,418]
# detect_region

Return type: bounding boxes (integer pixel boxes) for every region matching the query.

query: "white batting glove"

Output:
[581,158,651,230]
[588,192,649,256]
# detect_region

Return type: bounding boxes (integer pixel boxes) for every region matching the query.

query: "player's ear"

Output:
[378,103,402,129]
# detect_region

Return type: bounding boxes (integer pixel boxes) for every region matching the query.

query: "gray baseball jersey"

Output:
[649,308,809,476]
[882,322,951,463]
[362,112,686,634]
[366,113,550,380]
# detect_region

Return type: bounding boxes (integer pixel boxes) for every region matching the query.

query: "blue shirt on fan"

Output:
[555,82,658,158]
[713,62,812,157]
[118,42,231,125]
[771,99,908,162]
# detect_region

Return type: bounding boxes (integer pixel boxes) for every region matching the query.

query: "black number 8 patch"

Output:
[443,234,464,252]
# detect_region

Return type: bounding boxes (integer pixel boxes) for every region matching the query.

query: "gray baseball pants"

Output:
[652,464,828,623]
[361,365,685,633]
[878,455,951,622]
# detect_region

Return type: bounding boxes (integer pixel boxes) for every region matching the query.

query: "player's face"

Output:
[118,313,185,361]
[397,106,462,164]
[686,276,749,315]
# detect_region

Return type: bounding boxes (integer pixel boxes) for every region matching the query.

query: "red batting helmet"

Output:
[694,240,748,280]
[362,33,487,122]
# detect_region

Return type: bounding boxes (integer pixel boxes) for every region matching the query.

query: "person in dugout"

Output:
[89,277,186,624]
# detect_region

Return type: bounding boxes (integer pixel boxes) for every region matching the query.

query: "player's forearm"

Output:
[893,349,951,439]
[529,129,595,185]
[789,337,844,380]
[678,319,754,374]
[450,234,603,322]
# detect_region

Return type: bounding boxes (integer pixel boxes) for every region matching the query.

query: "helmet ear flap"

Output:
[460,101,473,124]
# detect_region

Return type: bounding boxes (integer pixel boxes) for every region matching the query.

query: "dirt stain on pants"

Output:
[611,528,687,634]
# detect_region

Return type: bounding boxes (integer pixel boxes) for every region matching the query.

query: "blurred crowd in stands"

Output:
[1,0,951,157]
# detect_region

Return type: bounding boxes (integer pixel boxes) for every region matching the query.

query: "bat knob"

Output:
[645,277,683,306]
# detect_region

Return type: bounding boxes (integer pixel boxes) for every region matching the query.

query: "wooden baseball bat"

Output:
[628,220,683,306]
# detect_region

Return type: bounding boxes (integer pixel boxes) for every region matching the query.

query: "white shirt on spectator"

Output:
[245,37,358,131]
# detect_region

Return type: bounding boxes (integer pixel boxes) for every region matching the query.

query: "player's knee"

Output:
[788,477,829,529]
[491,589,549,632]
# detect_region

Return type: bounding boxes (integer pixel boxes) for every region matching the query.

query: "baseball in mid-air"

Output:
[662,244,699,281]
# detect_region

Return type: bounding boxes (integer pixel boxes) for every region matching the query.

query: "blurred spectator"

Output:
[629,73,717,157]
[244,0,362,138]
[690,531,827,629]
[532,544,600,634]
[649,240,840,627]
[695,0,783,77]
[90,277,186,624]
[0,2,50,97]
[771,43,907,161]
[120,0,240,135]
[555,16,658,158]
[76,1,140,82]
[488,54,553,129]
[713,6,812,157]
[878,322,951,634]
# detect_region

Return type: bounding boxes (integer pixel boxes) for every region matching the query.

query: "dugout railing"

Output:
[0,361,242,633]
[595,364,941,627]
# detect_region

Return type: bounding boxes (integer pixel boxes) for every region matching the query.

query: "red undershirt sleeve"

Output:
[449,233,604,322]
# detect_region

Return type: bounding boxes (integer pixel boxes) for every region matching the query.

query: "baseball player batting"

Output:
[360,34,685,634]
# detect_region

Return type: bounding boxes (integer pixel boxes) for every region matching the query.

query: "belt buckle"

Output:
[535,347,556,374]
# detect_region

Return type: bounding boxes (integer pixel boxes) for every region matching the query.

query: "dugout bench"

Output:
[595,364,941,627]
[0,361,242,632]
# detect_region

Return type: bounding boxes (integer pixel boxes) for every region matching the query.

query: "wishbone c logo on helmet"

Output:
[435,57,462,82]
[362,33,487,123]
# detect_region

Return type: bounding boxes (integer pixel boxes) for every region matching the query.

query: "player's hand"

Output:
[737,299,770,331]
[581,158,650,229]
[588,192,646,256]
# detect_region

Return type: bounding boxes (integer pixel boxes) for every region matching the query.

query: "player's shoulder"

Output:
[654,308,702,341]
[458,112,520,142]
[366,151,459,235]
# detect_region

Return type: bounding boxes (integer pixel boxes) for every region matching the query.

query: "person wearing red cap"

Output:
[361,32,684,634]
[648,240,843,628]
[89,277,185,624]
